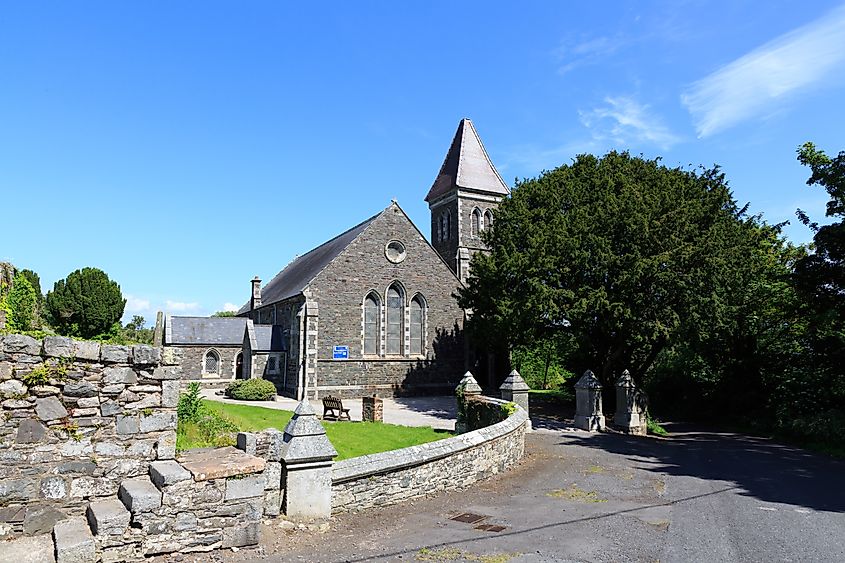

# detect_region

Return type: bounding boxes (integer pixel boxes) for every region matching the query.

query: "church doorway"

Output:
[235,352,244,379]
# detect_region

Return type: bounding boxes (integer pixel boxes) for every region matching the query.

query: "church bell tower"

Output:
[425,118,510,282]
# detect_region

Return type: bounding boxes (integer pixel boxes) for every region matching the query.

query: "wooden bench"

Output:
[321,395,351,421]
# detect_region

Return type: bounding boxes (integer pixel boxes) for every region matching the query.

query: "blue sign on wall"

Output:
[333,346,349,360]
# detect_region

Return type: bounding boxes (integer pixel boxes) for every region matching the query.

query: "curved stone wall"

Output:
[331,396,528,513]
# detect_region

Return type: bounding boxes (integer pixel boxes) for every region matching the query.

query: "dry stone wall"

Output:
[0,334,180,539]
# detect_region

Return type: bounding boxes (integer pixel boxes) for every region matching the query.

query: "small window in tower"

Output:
[484,209,494,230]
[471,208,481,237]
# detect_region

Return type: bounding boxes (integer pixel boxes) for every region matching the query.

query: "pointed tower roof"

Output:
[425,118,510,203]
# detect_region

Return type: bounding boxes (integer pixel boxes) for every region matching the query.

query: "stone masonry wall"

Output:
[174,345,241,381]
[331,397,528,513]
[306,204,466,398]
[0,334,179,539]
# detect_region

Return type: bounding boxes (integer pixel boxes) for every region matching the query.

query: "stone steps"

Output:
[53,516,96,563]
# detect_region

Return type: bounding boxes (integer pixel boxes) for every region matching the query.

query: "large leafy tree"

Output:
[459,151,776,387]
[46,267,126,338]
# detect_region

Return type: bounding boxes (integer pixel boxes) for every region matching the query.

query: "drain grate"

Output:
[475,524,507,533]
[450,512,488,524]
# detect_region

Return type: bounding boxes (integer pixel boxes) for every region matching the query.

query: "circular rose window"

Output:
[385,240,407,263]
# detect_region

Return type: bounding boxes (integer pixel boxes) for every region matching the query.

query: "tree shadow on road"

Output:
[559,424,845,513]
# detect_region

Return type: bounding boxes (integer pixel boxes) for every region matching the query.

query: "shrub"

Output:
[177,382,203,423]
[45,267,125,339]
[225,378,277,401]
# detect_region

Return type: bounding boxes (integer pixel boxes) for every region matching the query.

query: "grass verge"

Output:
[177,400,450,461]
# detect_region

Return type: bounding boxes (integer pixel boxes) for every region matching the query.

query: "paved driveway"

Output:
[216,421,845,563]
[201,390,457,430]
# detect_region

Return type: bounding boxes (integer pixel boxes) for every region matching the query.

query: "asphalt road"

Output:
[214,422,845,563]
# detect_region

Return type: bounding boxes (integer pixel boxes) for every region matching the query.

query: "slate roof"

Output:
[165,315,246,346]
[425,118,510,203]
[237,212,381,313]
[254,324,287,352]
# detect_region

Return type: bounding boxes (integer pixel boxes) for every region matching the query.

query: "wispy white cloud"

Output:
[124,294,151,313]
[500,138,601,175]
[682,4,845,137]
[553,34,630,74]
[165,300,200,312]
[222,302,240,312]
[580,96,681,150]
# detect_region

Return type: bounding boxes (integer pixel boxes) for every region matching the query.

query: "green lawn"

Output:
[177,400,450,461]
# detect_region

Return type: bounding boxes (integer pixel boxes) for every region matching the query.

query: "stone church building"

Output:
[157,118,509,398]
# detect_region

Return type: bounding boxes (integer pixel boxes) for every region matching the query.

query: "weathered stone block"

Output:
[0,533,56,563]
[53,516,96,563]
[72,340,101,362]
[0,478,34,503]
[30,385,60,397]
[125,394,160,410]
[86,498,130,535]
[71,407,99,417]
[0,379,27,398]
[149,461,191,489]
[225,474,264,500]
[62,381,97,398]
[3,334,42,355]
[0,361,12,380]
[236,432,257,455]
[100,399,121,416]
[128,439,156,457]
[76,396,100,408]
[263,489,281,517]
[15,419,46,444]
[22,505,66,535]
[43,336,74,358]
[56,461,97,475]
[99,384,124,395]
[132,345,160,365]
[139,411,176,433]
[160,347,181,366]
[102,367,137,385]
[264,462,282,490]
[35,396,68,421]
[179,447,266,481]
[149,366,179,380]
[115,414,139,435]
[160,379,179,408]
[39,476,67,499]
[94,442,125,456]
[99,345,130,363]
[118,477,161,514]
[155,430,176,460]
[174,511,197,532]
[222,521,260,548]
[3,398,30,408]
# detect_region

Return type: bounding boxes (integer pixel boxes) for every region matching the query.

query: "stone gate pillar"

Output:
[614,370,646,435]
[574,370,605,431]
[455,371,481,434]
[500,369,531,431]
[280,400,337,520]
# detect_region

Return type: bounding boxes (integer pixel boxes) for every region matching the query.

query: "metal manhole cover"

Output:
[450,512,488,524]
[475,524,507,533]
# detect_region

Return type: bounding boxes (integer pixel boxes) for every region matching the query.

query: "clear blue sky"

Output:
[2,1,844,324]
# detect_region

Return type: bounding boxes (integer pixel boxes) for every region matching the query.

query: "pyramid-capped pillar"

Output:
[455,371,482,434]
[280,400,337,520]
[574,370,605,432]
[614,370,646,435]
[500,370,530,424]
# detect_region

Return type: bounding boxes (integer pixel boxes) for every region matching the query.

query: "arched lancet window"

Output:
[386,283,404,355]
[471,208,481,237]
[445,210,451,240]
[483,209,494,231]
[363,292,380,355]
[204,349,220,375]
[410,294,426,356]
